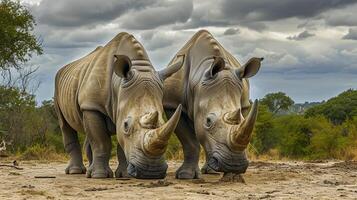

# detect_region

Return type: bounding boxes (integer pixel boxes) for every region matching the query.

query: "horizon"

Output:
[19,0,357,104]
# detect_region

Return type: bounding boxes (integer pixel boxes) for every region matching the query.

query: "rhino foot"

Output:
[201,162,219,174]
[65,163,86,174]
[175,164,201,179]
[115,167,130,178]
[86,165,113,179]
[220,172,246,183]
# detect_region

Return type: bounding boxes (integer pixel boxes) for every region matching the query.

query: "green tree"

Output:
[251,104,276,153]
[305,89,357,124]
[0,86,37,151]
[0,0,42,71]
[274,115,313,158]
[260,92,294,114]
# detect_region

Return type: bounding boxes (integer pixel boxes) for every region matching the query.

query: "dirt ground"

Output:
[1,159,357,200]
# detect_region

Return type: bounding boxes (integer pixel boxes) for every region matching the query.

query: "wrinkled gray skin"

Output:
[163,30,262,179]
[54,32,182,179]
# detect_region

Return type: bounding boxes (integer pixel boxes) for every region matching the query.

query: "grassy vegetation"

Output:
[251,89,357,160]
[1,86,356,161]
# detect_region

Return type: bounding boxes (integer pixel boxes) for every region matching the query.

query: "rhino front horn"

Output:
[143,104,182,156]
[229,100,258,151]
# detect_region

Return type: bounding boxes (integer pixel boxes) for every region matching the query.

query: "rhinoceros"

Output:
[54,32,183,179]
[163,30,263,179]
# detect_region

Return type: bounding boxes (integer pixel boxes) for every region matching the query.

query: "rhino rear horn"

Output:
[224,108,243,124]
[139,111,159,129]
[158,56,184,80]
[143,105,182,156]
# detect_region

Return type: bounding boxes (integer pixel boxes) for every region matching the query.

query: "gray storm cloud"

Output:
[23,0,357,103]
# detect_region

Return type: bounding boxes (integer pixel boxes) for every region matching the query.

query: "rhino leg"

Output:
[83,110,113,178]
[83,136,92,166]
[56,108,86,174]
[165,109,201,179]
[115,143,130,178]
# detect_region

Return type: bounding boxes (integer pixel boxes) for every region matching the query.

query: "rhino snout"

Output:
[207,150,249,173]
[127,161,168,179]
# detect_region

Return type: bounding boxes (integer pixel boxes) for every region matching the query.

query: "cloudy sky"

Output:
[22,0,357,103]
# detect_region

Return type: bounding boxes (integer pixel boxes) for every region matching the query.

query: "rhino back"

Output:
[164,30,250,115]
[163,30,214,111]
[78,32,150,115]
[55,32,150,130]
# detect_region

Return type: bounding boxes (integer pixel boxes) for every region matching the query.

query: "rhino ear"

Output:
[204,56,225,79]
[158,55,184,80]
[113,55,132,78]
[236,57,263,79]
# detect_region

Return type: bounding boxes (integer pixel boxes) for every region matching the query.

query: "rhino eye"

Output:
[204,113,216,129]
[123,117,132,135]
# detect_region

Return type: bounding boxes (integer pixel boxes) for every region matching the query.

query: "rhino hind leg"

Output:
[56,107,86,174]
[83,110,113,179]
[165,109,201,179]
[115,143,130,178]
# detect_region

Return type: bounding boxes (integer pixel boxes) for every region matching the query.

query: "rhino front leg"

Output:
[166,109,201,179]
[83,136,93,166]
[83,110,113,178]
[115,143,130,178]
[56,107,86,174]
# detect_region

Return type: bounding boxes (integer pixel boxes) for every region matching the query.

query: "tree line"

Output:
[251,90,357,160]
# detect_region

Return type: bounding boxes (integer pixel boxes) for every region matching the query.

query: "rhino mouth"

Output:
[127,161,168,179]
[207,146,249,173]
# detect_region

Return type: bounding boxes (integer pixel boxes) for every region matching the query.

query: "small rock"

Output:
[323,180,334,185]
[21,185,35,189]
[259,194,273,199]
[196,190,210,195]
[266,190,279,194]
[84,187,111,192]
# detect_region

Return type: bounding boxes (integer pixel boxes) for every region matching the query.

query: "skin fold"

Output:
[163,30,263,179]
[54,32,182,179]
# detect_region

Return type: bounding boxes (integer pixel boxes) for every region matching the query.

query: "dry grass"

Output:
[17,144,67,161]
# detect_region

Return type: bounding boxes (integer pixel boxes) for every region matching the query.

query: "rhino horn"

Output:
[224,108,243,124]
[158,56,184,80]
[143,104,182,156]
[229,100,258,151]
[140,111,159,129]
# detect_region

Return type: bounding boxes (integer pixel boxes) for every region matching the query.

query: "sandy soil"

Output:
[1,159,357,200]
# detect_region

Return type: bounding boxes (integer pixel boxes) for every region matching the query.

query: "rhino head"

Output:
[113,55,183,179]
[193,56,262,173]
